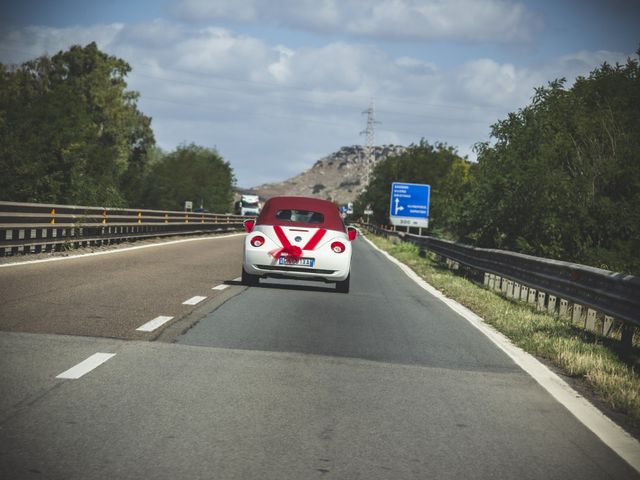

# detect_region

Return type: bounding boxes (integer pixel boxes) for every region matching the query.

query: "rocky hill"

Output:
[247,145,406,204]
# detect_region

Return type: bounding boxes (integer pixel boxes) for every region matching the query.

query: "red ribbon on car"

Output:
[270,225,326,260]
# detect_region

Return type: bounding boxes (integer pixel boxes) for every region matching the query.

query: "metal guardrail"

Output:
[363,224,639,333]
[0,201,248,256]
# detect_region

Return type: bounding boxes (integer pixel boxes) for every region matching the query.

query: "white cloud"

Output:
[0,23,124,64]
[267,45,294,82]
[454,58,527,107]
[169,0,260,22]
[395,56,438,73]
[172,27,272,76]
[169,0,544,44]
[553,50,630,80]
[0,21,631,187]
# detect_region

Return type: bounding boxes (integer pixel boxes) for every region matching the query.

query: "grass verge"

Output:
[366,231,640,430]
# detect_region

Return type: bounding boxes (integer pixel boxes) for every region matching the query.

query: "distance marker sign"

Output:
[389,182,430,228]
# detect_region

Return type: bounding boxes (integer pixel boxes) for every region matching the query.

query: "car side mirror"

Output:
[347,226,357,241]
[244,219,255,233]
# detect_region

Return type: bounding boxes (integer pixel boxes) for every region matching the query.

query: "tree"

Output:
[355,140,472,236]
[0,42,155,206]
[142,144,235,213]
[459,51,640,273]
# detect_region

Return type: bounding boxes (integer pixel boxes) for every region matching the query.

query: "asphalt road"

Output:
[0,234,245,340]
[0,233,637,479]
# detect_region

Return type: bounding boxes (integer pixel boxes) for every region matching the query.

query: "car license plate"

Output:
[278,257,315,267]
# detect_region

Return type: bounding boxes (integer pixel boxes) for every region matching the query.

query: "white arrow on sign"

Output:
[394,197,404,215]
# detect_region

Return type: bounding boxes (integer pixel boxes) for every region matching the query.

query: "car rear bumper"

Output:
[243,250,350,282]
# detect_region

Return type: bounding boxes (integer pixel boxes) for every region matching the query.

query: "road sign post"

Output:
[389,182,430,230]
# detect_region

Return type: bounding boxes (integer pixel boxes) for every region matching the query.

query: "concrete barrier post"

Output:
[572,304,585,327]
[585,309,600,334]
[547,295,557,315]
[559,299,569,318]
[513,282,521,300]
[603,316,615,337]
[506,280,514,298]
[621,323,636,353]
[537,292,546,311]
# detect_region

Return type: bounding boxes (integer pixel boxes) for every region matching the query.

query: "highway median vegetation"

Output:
[366,231,640,431]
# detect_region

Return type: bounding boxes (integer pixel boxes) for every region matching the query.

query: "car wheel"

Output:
[242,268,259,286]
[336,273,350,293]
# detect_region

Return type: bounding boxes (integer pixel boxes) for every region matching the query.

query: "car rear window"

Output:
[257,196,345,232]
[276,209,324,224]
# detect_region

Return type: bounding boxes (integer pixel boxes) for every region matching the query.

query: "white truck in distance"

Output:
[236,194,261,216]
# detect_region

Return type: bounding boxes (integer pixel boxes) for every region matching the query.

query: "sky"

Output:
[1,1,638,188]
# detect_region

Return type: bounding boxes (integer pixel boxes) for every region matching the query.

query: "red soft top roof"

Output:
[256,196,345,232]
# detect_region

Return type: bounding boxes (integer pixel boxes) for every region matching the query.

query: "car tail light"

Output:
[331,241,346,253]
[250,235,265,247]
[244,219,255,233]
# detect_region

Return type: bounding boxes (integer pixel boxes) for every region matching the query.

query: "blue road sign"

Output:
[389,182,431,228]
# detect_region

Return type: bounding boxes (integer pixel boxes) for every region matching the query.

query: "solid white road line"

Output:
[361,234,640,474]
[0,233,244,268]
[136,315,174,332]
[56,353,116,380]
[212,284,230,291]
[183,296,207,305]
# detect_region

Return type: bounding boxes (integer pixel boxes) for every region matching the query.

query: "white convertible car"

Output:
[241,196,357,293]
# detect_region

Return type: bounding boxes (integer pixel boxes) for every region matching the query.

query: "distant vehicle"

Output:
[235,194,261,216]
[241,196,357,293]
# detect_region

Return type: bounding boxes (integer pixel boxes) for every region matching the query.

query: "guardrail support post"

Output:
[559,299,569,318]
[547,295,557,315]
[603,316,615,337]
[520,285,529,302]
[537,292,546,311]
[572,304,585,327]
[527,288,537,305]
[585,309,598,333]
[621,323,635,353]
[513,282,521,300]
[506,280,514,298]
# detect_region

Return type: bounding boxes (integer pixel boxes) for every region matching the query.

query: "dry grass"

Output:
[367,232,640,427]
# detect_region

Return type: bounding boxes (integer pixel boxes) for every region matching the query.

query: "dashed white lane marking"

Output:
[183,296,207,305]
[0,233,244,268]
[362,234,640,473]
[136,315,174,332]
[56,353,116,380]
[233,277,242,282]
[212,284,230,291]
